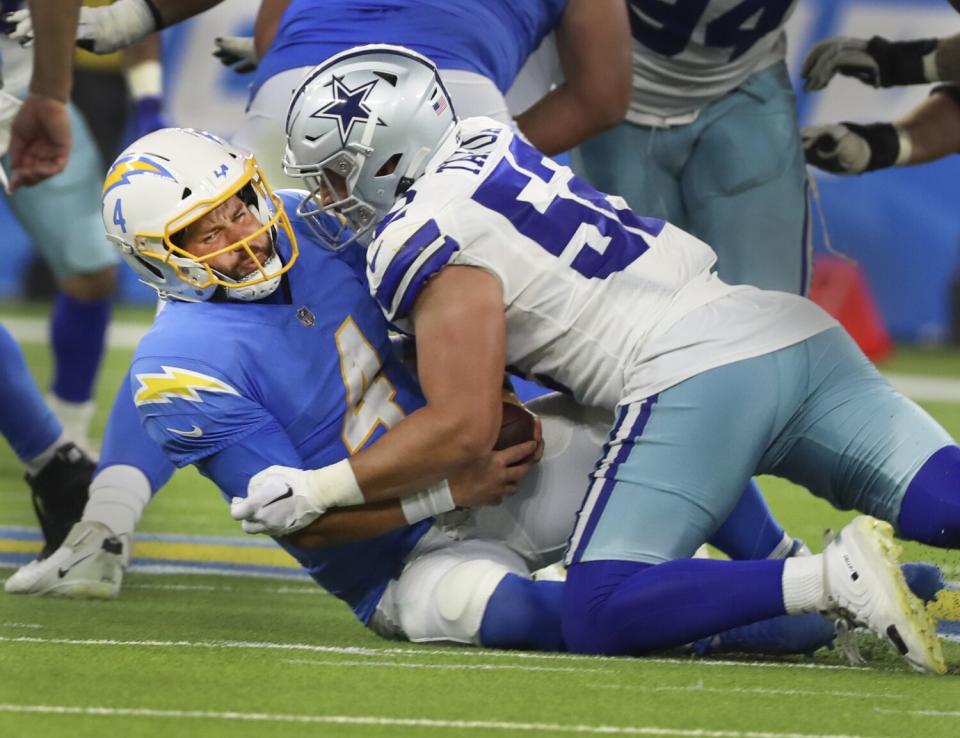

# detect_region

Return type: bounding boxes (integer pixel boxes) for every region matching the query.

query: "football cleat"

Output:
[694,612,836,657]
[4,521,128,599]
[821,515,945,674]
[26,442,95,558]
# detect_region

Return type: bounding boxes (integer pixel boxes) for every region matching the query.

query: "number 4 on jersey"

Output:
[335,316,406,454]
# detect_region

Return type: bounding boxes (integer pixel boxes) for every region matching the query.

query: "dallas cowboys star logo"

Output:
[311,76,381,144]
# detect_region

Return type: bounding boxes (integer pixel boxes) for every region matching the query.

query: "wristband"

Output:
[141,0,165,30]
[868,36,938,86]
[400,480,455,524]
[303,459,365,510]
[843,122,900,171]
[125,60,162,99]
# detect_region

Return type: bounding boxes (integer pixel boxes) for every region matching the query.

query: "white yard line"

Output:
[2,315,149,350]
[0,634,871,672]
[0,703,877,737]
[284,658,598,673]
[874,707,960,719]
[598,683,907,701]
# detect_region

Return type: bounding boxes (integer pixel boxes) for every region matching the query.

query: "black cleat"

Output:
[26,442,95,558]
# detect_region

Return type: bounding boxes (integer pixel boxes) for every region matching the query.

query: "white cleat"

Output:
[821,515,945,674]
[4,521,128,599]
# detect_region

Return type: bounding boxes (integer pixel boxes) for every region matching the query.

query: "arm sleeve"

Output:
[367,217,462,321]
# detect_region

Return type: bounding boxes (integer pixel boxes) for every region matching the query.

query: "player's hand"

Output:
[213,36,259,74]
[801,122,900,174]
[448,440,538,508]
[232,466,327,536]
[802,36,936,91]
[802,37,879,91]
[8,94,71,190]
[5,0,157,54]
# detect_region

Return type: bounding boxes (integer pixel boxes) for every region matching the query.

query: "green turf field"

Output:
[1,304,959,738]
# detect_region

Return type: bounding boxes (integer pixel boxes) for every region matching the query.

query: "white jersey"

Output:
[366,118,835,410]
[626,0,797,125]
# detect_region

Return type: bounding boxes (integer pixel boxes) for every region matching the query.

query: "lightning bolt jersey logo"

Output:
[102,155,176,198]
[133,366,240,406]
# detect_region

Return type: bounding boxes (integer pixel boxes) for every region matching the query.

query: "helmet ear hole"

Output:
[133,254,164,280]
[376,153,402,178]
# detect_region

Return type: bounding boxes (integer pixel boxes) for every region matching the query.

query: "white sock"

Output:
[782,555,825,613]
[82,465,152,537]
[766,532,795,560]
[24,433,68,476]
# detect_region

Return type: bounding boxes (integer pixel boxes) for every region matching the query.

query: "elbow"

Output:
[595,77,632,130]
[438,410,501,463]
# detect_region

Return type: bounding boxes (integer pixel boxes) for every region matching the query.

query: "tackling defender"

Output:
[239,45,959,672]
[25,126,831,655]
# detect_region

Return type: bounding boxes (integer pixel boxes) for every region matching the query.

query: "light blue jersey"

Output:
[129,193,430,622]
[253,0,566,98]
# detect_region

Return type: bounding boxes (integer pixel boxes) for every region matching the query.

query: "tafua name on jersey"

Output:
[435,129,500,176]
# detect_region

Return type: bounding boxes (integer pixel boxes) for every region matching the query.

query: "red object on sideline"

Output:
[809,254,893,362]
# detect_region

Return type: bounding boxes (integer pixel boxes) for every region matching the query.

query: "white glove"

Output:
[5,0,158,54]
[213,36,259,74]
[231,459,365,536]
[802,37,877,91]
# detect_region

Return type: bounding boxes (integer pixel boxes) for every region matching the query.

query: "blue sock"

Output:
[0,324,62,461]
[897,445,960,548]
[479,575,565,651]
[50,292,111,403]
[562,558,786,655]
[709,479,787,559]
[96,372,174,493]
[694,613,836,657]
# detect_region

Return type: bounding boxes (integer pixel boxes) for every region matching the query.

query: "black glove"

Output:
[800,123,901,174]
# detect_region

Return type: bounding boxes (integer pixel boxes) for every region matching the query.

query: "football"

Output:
[494,401,536,450]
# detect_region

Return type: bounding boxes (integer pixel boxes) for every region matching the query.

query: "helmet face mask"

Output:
[283,44,458,249]
[102,128,300,302]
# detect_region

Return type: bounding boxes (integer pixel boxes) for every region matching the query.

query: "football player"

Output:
[572,0,810,296]
[0,324,95,558]
[15,126,842,657]
[1,10,118,453]
[257,45,960,672]
[6,0,651,599]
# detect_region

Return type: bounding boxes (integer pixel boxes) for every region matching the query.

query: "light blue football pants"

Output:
[5,101,116,279]
[572,62,810,296]
[566,327,954,565]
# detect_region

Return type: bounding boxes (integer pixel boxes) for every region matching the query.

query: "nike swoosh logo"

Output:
[167,424,203,438]
[58,552,96,579]
[262,486,294,508]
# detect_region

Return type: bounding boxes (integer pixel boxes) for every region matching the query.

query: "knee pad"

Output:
[434,559,512,645]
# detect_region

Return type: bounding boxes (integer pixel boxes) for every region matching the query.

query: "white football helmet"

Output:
[101,128,298,302]
[283,44,457,247]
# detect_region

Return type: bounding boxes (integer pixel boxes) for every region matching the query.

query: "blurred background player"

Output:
[572,0,810,296]
[1,16,112,453]
[5,0,82,188]
[800,29,960,174]
[207,0,633,185]
[0,323,95,559]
